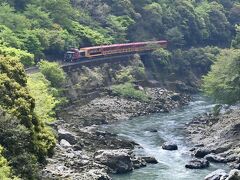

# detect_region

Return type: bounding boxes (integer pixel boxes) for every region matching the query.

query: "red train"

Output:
[64,40,167,62]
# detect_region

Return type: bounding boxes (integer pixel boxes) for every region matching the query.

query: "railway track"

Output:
[25,52,148,74]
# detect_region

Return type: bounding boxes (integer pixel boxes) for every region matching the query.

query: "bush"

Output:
[27,73,59,123]
[38,60,66,88]
[111,83,149,102]
[116,54,146,83]
[152,48,172,66]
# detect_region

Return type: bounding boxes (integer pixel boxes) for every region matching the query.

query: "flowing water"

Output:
[102,95,229,180]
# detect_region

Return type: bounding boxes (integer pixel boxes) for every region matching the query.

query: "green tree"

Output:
[166,27,185,47]
[202,49,240,104]
[0,25,23,48]
[0,44,34,67]
[24,4,53,29]
[0,55,56,164]
[0,3,30,31]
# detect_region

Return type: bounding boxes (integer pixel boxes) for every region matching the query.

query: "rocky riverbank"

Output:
[41,87,189,179]
[59,87,190,126]
[186,108,240,178]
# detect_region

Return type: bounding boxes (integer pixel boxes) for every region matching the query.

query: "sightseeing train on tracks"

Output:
[64,40,167,62]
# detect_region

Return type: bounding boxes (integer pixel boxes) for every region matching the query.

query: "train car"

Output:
[64,40,167,62]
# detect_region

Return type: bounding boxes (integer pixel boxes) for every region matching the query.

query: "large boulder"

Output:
[205,154,226,163]
[162,142,178,151]
[194,148,212,158]
[94,149,133,174]
[60,139,72,148]
[170,93,182,101]
[58,128,77,145]
[131,157,147,169]
[226,169,240,180]
[141,156,158,164]
[204,169,228,180]
[185,159,210,169]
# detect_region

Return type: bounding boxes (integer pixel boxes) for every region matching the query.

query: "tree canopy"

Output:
[0,0,239,60]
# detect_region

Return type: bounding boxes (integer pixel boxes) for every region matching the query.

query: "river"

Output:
[102,95,229,180]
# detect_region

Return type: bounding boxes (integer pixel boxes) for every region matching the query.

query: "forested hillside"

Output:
[0,0,240,179]
[0,0,239,62]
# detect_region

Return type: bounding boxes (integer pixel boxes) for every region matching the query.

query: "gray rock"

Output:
[146,128,158,133]
[185,159,210,169]
[204,169,227,180]
[195,144,205,148]
[171,93,181,101]
[212,144,232,154]
[132,157,147,169]
[141,156,158,164]
[60,139,71,148]
[94,149,133,174]
[81,169,111,180]
[194,148,212,158]
[226,169,240,180]
[205,154,226,163]
[162,142,178,150]
[58,128,77,145]
[232,164,240,170]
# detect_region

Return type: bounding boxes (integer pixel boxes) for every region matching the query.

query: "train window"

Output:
[65,52,74,60]
[80,51,85,57]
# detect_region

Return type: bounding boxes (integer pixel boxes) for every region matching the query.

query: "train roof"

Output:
[80,40,167,50]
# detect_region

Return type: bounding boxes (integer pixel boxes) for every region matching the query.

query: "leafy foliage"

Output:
[0,44,34,67]
[0,0,239,61]
[232,25,240,49]
[0,56,56,178]
[0,145,17,180]
[202,49,240,104]
[27,73,59,123]
[38,60,66,88]
[111,82,149,102]
[116,54,146,83]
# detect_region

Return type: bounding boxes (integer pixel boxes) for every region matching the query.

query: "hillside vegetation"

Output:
[0,0,239,62]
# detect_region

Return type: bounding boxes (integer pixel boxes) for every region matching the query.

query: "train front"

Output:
[64,48,85,62]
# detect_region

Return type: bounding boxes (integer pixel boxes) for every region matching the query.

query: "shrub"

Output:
[27,73,59,123]
[111,83,149,102]
[38,60,66,88]
[116,67,135,83]
[152,48,172,66]
[116,55,146,83]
